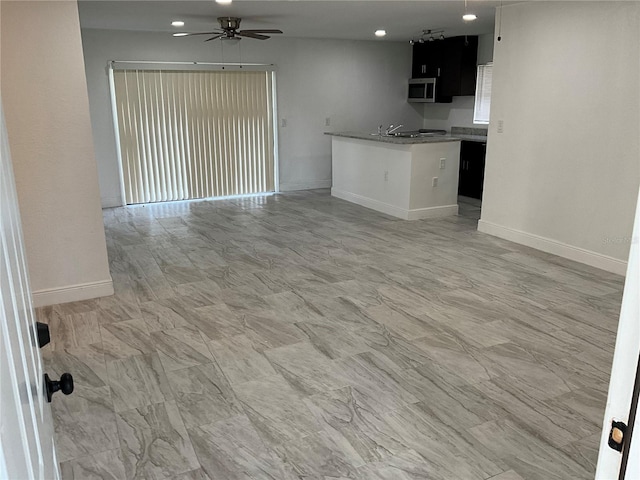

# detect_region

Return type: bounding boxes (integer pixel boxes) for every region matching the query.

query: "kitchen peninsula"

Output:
[327,132,462,220]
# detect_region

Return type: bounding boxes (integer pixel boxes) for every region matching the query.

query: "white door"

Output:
[0,99,59,478]
[596,186,640,479]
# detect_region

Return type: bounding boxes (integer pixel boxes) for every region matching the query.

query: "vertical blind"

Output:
[112,69,275,205]
[473,63,493,125]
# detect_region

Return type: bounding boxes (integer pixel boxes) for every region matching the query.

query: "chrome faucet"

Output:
[384,124,403,135]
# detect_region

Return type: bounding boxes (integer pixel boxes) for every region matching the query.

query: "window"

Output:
[473,63,493,125]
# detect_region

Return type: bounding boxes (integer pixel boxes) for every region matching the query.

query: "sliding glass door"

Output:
[111,69,275,204]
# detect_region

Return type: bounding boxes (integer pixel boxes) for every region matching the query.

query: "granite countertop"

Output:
[325,131,462,145]
[453,134,487,143]
[450,127,487,143]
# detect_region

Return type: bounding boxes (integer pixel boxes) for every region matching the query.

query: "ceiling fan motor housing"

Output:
[219,17,241,30]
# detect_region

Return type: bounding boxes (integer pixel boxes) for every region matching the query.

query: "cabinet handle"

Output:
[437,67,441,76]
[422,65,426,74]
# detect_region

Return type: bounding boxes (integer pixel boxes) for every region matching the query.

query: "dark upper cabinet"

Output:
[412,41,444,78]
[458,140,486,200]
[411,35,478,101]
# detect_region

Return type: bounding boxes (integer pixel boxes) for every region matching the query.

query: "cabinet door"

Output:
[440,36,478,97]
[458,141,486,199]
[412,41,443,78]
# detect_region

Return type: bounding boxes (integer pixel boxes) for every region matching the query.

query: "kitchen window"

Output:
[473,63,493,125]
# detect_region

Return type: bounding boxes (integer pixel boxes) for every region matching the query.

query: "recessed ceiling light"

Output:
[173,32,189,37]
[216,0,233,4]
[462,13,477,21]
[375,29,386,37]
[171,20,184,27]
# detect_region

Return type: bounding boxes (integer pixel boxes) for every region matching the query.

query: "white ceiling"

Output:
[78,0,505,42]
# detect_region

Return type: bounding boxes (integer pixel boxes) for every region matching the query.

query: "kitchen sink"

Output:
[393,129,447,138]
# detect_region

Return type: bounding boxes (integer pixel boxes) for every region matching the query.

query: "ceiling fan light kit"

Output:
[175,16,283,42]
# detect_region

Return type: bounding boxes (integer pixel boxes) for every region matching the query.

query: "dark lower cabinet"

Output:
[458,141,486,200]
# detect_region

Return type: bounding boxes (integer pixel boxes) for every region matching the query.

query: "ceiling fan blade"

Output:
[205,34,224,42]
[238,32,270,40]
[239,29,283,34]
[183,31,223,36]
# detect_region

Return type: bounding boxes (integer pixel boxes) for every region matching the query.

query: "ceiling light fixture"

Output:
[375,29,386,37]
[171,20,184,27]
[463,0,477,21]
[172,32,189,37]
[216,0,233,4]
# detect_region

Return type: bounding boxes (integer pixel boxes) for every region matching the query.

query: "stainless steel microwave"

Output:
[408,78,436,103]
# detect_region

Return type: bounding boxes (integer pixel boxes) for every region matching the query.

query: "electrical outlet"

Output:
[432,177,438,187]
[440,158,446,169]
[384,170,389,182]
[497,119,504,133]
[281,118,287,128]
[325,117,331,127]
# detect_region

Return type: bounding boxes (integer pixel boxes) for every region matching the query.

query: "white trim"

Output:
[280,180,332,192]
[477,219,627,276]
[31,279,114,307]
[331,188,458,220]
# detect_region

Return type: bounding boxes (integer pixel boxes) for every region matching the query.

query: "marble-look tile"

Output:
[264,341,348,395]
[42,345,108,388]
[364,304,433,341]
[356,324,431,370]
[207,334,276,385]
[99,318,156,361]
[117,401,200,479]
[355,448,444,480]
[191,303,245,339]
[52,385,119,463]
[303,386,408,464]
[241,311,307,352]
[468,418,592,480]
[333,352,418,414]
[166,362,241,429]
[106,353,173,412]
[49,190,622,478]
[295,320,370,359]
[383,402,502,479]
[60,448,126,480]
[139,300,191,332]
[151,326,213,372]
[233,374,321,445]
[272,430,362,478]
[49,311,101,350]
[188,414,291,480]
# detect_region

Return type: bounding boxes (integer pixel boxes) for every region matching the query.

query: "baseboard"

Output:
[331,189,458,220]
[101,195,123,208]
[279,180,332,192]
[407,204,459,220]
[477,219,627,276]
[31,278,114,307]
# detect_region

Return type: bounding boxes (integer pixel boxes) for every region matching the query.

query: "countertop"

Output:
[326,131,462,145]
[453,134,487,143]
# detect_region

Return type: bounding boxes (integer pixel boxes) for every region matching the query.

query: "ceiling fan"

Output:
[177,17,283,42]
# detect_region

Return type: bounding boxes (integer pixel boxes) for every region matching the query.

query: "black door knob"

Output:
[44,373,74,402]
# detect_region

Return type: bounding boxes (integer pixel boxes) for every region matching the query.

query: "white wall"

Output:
[80,29,425,206]
[422,33,494,131]
[479,1,640,275]
[1,1,113,306]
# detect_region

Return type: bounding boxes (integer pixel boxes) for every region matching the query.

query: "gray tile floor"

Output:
[39,189,624,479]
